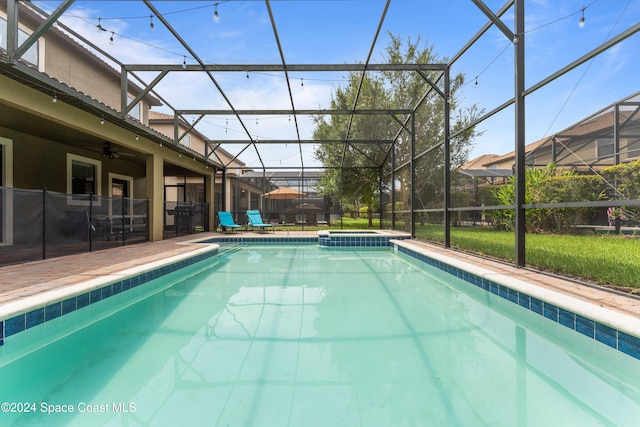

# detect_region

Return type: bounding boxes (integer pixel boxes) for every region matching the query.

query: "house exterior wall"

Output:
[150,121,207,156]
[1,5,152,125]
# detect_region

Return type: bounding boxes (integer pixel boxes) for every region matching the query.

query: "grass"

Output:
[442,227,639,289]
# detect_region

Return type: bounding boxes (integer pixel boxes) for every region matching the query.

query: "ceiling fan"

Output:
[85,142,135,159]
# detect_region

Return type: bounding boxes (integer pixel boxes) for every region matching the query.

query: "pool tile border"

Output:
[392,240,640,362]
[204,236,318,244]
[0,245,218,346]
[317,230,411,247]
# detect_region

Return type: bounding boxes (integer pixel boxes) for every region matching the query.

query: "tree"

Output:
[313,73,392,226]
[313,34,482,228]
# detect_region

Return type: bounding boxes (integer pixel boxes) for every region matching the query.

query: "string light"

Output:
[52,92,57,103]
[579,7,586,28]
[135,134,139,140]
[300,78,304,87]
[109,32,114,44]
[96,18,106,32]
[149,15,155,30]
[475,76,478,87]
[100,115,105,125]
[182,55,187,69]
[213,3,220,22]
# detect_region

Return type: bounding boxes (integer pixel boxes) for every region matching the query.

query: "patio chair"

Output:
[246,210,275,233]
[217,211,243,233]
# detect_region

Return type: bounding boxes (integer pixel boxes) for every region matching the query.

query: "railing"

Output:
[0,187,148,266]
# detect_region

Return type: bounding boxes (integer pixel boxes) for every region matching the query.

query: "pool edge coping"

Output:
[0,243,219,322]
[392,239,640,350]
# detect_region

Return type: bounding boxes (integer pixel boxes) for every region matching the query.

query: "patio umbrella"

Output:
[263,187,305,200]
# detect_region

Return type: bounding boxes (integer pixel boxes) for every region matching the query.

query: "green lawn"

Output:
[444,227,639,289]
[307,218,639,289]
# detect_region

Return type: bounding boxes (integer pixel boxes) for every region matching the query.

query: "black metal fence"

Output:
[0,187,148,266]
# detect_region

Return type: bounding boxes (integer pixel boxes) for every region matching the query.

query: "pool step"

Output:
[217,243,245,257]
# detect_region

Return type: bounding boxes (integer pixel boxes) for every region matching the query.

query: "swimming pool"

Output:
[1,243,639,426]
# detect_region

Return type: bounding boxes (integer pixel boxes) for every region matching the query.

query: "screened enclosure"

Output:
[1,0,639,281]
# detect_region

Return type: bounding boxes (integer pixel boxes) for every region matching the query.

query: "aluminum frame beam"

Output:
[122,63,447,72]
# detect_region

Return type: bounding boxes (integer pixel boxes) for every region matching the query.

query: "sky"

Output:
[32,0,640,169]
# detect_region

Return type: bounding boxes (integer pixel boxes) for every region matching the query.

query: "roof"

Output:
[482,96,640,168]
[456,169,512,178]
[148,111,244,167]
[459,154,500,170]
[556,109,635,138]
[482,136,552,167]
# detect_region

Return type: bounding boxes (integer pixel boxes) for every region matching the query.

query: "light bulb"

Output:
[100,115,105,125]
[579,9,585,28]
[52,92,57,103]
[214,3,220,22]
[109,32,114,45]
[182,56,187,69]
[150,15,155,31]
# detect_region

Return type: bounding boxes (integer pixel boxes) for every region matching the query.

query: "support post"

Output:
[42,188,46,260]
[378,166,383,229]
[444,66,451,247]
[514,0,526,267]
[89,193,93,252]
[392,139,397,230]
[146,153,164,241]
[6,0,18,64]
[410,112,416,238]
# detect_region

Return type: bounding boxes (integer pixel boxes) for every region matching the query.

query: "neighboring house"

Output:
[148,110,257,224]
[457,154,511,200]
[459,92,640,197]
[0,1,231,253]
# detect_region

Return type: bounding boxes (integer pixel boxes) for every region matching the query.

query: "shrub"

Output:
[488,164,604,233]
[536,175,604,233]
[602,159,640,224]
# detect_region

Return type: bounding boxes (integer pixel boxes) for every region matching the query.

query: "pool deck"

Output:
[0,231,639,321]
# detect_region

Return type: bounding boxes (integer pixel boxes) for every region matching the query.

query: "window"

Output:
[182,134,191,148]
[597,137,614,159]
[109,173,133,216]
[127,95,141,121]
[67,154,101,205]
[0,16,39,67]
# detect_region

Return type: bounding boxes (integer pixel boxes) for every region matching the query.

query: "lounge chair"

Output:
[217,211,243,233]
[246,210,274,233]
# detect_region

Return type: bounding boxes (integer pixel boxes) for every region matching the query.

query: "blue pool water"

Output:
[1,244,639,426]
